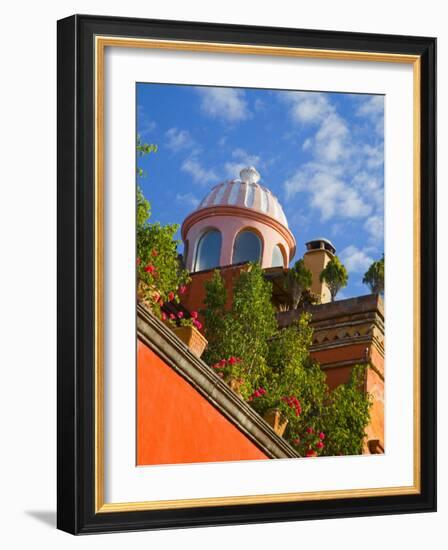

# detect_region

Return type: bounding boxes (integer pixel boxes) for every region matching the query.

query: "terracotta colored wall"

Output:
[311,343,369,390]
[137,340,268,466]
[365,367,385,446]
[179,265,245,323]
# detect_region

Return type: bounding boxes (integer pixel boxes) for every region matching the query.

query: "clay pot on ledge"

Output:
[228,378,245,398]
[172,325,208,358]
[263,408,289,437]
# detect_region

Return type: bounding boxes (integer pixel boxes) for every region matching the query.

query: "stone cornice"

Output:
[137,303,299,460]
[181,205,297,257]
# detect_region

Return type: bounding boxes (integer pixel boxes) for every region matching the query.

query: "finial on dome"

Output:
[239,166,260,184]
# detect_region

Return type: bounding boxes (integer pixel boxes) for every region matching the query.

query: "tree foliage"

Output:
[319,256,348,301]
[202,264,371,456]
[136,137,190,316]
[284,259,313,309]
[363,254,385,295]
[202,264,277,397]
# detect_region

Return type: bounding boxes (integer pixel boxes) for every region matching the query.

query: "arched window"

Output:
[194,230,222,272]
[232,230,262,265]
[271,244,285,267]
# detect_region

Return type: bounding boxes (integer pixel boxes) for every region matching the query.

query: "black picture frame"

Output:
[57,14,436,534]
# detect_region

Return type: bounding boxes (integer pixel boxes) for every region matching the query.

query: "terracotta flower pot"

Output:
[172,325,208,358]
[263,408,289,437]
[228,378,244,397]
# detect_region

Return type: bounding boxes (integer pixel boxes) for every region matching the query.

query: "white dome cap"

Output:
[196,167,289,228]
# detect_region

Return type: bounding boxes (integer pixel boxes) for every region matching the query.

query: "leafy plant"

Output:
[135,137,190,317]
[284,259,313,309]
[202,266,371,456]
[202,263,277,398]
[319,256,348,301]
[363,254,385,295]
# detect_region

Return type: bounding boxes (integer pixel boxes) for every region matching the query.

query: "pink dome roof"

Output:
[195,167,289,228]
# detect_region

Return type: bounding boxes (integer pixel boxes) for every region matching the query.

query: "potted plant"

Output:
[163,311,207,358]
[249,389,302,437]
[210,356,246,397]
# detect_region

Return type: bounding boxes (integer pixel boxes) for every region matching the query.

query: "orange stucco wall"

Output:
[137,340,268,466]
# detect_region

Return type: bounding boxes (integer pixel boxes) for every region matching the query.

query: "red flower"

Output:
[306,450,318,457]
[319,432,325,440]
[169,313,176,320]
[177,311,184,319]
[179,285,187,295]
[191,311,198,319]
[292,437,300,445]
[168,291,175,302]
[219,358,227,367]
[194,320,203,330]
[144,264,156,275]
[161,312,167,321]
[316,441,324,449]
[151,249,158,257]
[306,427,314,434]
[228,356,237,365]
[158,299,164,307]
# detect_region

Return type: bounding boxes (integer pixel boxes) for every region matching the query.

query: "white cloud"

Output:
[198,87,249,122]
[281,91,333,124]
[176,192,200,208]
[284,166,372,221]
[363,144,384,169]
[357,95,384,117]
[313,113,349,163]
[364,215,384,243]
[137,105,156,137]
[165,127,195,152]
[282,91,384,230]
[340,245,373,273]
[357,95,384,135]
[181,158,218,186]
[224,148,261,178]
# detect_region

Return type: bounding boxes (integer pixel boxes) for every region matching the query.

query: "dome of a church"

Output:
[181,167,296,273]
[195,167,289,228]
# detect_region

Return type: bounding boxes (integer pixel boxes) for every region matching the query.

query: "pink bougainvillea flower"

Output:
[195,321,203,330]
[144,264,156,275]
[161,312,167,321]
[177,311,184,319]
[169,313,176,320]
[168,291,175,302]
[306,427,314,434]
[179,285,187,295]
[319,432,325,440]
[316,441,324,449]
[219,358,227,367]
[191,311,198,319]
[151,249,158,257]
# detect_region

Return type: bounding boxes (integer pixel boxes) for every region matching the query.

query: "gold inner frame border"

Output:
[94,35,421,513]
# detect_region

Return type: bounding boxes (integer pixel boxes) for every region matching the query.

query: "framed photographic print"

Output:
[57,14,436,534]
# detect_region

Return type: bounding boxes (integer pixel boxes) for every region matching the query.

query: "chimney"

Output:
[303,238,336,304]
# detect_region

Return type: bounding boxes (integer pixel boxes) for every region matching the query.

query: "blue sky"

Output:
[136,83,384,299]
